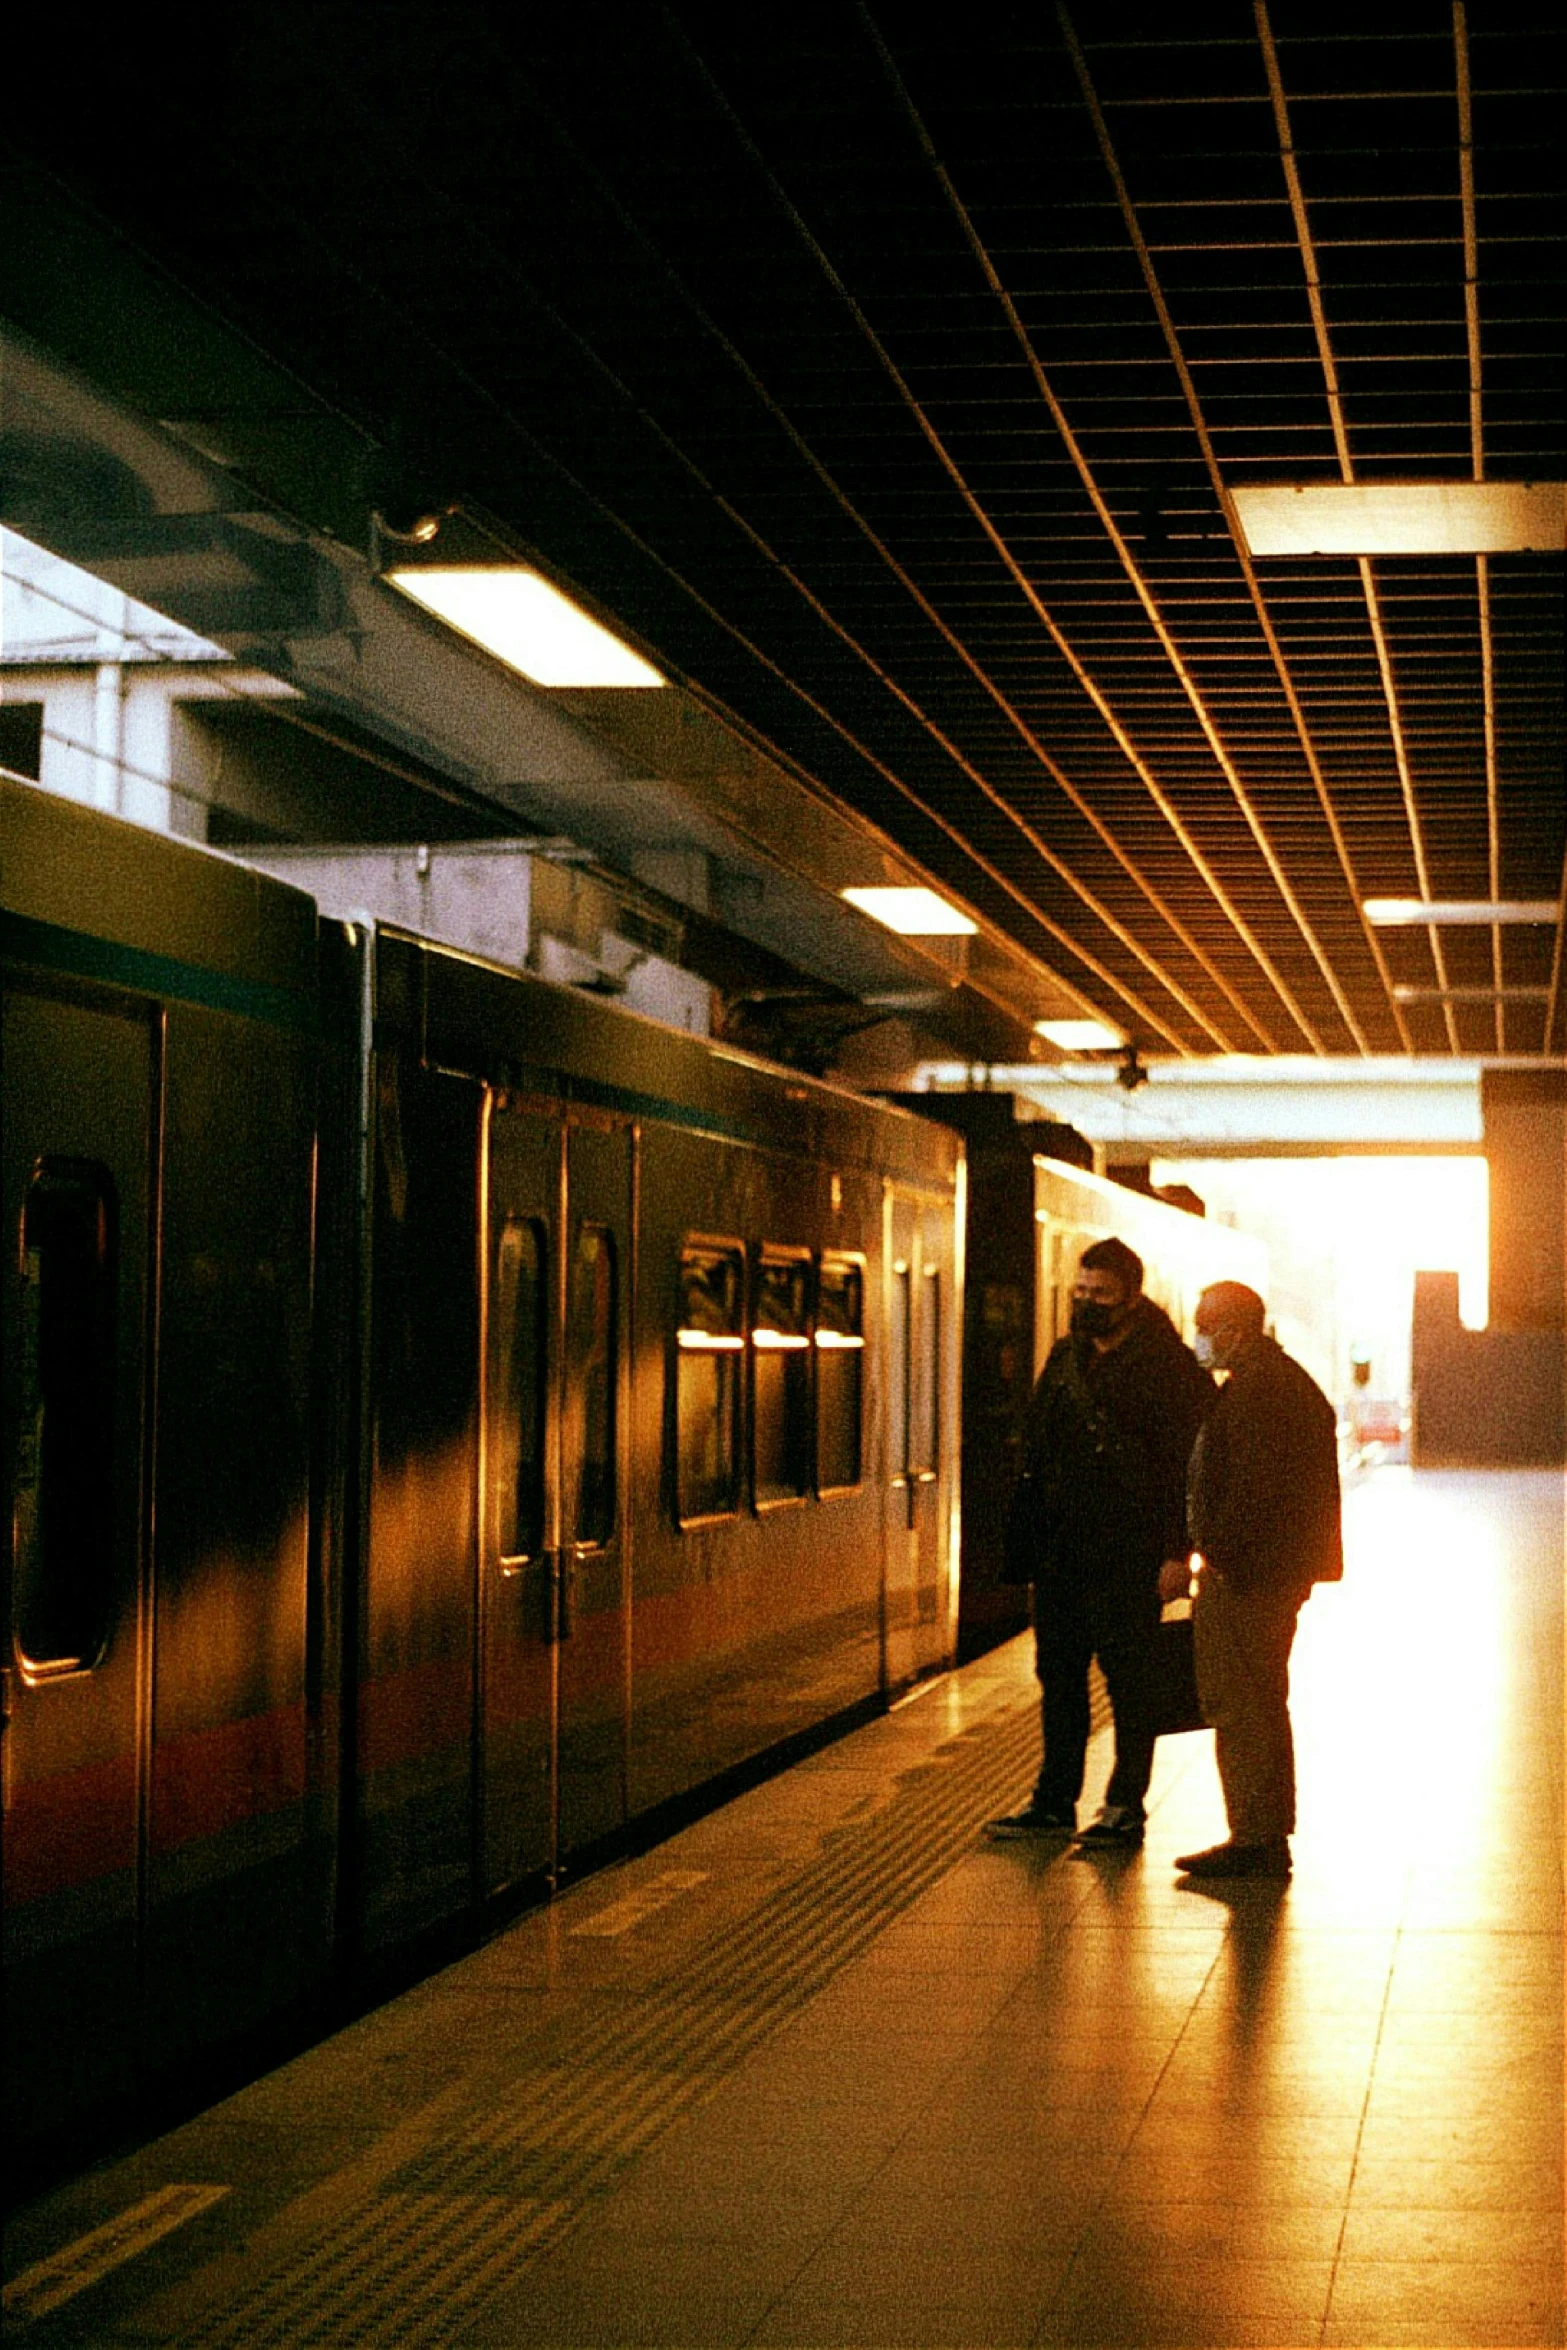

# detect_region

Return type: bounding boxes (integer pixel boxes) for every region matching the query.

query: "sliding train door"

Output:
[481,1101,632,1893]
[481,1097,560,1896]
[883,1185,956,1689]
[556,1117,632,1862]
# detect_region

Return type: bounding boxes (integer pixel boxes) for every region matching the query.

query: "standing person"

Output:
[1168,1281,1343,1879]
[989,1237,1214,1848]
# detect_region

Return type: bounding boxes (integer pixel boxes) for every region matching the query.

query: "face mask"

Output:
[1193,1332,1217,1368]
[1072,1298,1120,1339]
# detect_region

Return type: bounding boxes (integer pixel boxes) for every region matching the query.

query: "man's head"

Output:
[1194,1281,1266,1372]
[1072,1237,1143,1341]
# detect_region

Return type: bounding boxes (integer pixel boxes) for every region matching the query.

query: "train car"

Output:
[354,922,960,1956]
[1,774,961,2172]
[888,1095,1267,1660]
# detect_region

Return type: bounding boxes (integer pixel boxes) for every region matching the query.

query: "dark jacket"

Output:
[1003,1298,1214,1588]
[1187,1334,1343,1595]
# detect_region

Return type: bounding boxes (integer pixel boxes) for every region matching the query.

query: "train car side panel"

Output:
[142,997,323,2066]
[357,1054,484,1953]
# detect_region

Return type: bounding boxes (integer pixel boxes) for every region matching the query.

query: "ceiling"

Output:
[4,3,1563,1059]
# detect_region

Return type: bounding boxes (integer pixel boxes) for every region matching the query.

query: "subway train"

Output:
[2,773,1260,2180]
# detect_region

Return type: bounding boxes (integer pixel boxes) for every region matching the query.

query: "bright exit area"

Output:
[1151,1158,1489,1431]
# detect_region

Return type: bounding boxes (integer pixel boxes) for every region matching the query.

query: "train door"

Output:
[481,1104,632,1887]
[883,1187,952,1688]
[556,1117,633,1862]
[1,983,153,2139]
[481,1096,561,1897]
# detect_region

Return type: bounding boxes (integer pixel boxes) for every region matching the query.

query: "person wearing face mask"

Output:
[988,1236,1214,1847]
[1166,1281,1342,1879]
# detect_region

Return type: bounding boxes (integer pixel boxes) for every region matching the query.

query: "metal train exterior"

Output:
[1,774,960,2176]
[2,774,1263,2177]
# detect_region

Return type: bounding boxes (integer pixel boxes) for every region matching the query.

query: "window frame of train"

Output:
[567,1220,618,1552]
[814,1253,866,1496]
[491,1211,549,1572]
[10,1157,119,1676]
[674,1237,747,1527]
[750,1246,813,1512]
[887,1252,940,1504]
[909,1263,941,1485]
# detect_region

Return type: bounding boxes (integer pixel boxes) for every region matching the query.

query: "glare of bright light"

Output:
[1150,1156,1489,1403]
[814,1331,866,1350]
[752,1329,809,1350]
[1363,898,1558,926]
[677,1330,743,1351]
[841,887,978,936]
[387,567,664,687]
[1033,1018,1125,1050]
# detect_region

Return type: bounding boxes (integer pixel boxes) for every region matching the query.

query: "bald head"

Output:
[1195,1282,1266,1371]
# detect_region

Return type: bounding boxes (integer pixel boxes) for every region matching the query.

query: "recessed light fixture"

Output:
[1033,1018,1126,1050]
[840,887,978,936]
[1363,899,1560,926]
[1233,481,1565,557]
[387,567,664,687]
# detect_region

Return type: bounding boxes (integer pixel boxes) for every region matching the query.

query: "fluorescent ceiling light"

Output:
[1393,984,1550,1001]
[1033,1018,1125,1050]
[1363,898,1559,926]
[387,567,664,687]
[1233,481,1565,557]
[841,887,977,936]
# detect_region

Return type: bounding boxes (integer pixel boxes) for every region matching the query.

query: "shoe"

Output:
[985,1804,1076,1839]
[1175,1838,1292,1878]
[1073,1804,1146,1849]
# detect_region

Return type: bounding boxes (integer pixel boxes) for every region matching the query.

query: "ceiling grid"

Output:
[4,2,1561,1062]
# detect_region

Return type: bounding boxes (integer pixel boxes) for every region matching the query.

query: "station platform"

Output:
[5,1468,1562,2350]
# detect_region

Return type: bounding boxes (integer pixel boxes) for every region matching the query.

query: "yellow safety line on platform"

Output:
[3,2184,230,2327]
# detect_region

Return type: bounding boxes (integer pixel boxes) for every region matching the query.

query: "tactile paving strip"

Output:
[180,1679,1093,2348]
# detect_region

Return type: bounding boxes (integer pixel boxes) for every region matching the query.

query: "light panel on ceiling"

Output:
[1033,1019,1125,1050]
[1363,899,1560,926]
[387,567,664,687]
[1233,481,1565,557]
[840,887,977,936]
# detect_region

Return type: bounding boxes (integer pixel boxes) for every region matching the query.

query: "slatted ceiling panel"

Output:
[11,7,1563,1059]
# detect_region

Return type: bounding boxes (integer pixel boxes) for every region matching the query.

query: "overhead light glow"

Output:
[841,887,977,936]
[1363,899,1560,927]
[1233,481,1565,558]
[387,567,664,687]
[1033,1018,1125,1050]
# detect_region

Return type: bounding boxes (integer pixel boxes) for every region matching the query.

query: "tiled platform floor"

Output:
[5,1467,1563,2348]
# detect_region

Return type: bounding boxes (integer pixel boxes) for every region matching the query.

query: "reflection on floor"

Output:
[5,1469,1562,2349]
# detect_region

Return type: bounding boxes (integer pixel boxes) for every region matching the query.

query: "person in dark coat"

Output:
[1170,1280,1343,1879]
[989,1236,1214,1848]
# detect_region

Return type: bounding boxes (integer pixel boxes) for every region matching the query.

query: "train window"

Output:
[753,1252,812,1507]
[677,1243,744,1523]
[888,1262,911,1483]
[493,1216,547,1562]
[12,1160,118,1673]
[910,1266,941,1478]
[815,1257,864,1493]
[569,1224,617,1549]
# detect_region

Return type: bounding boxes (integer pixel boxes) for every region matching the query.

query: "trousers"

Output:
[1192,1572,1306,1842]
[1032,1575,1159,1816]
